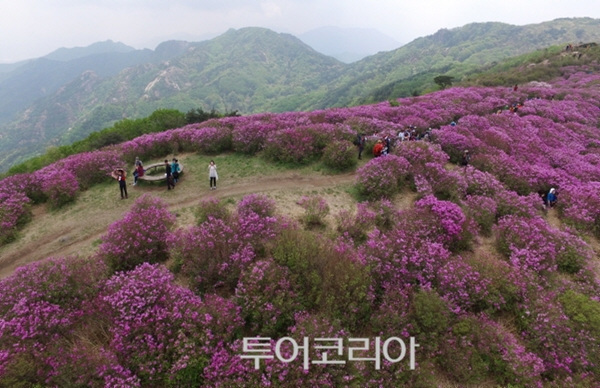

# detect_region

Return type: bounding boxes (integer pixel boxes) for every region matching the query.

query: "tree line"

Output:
[3,108,240,177]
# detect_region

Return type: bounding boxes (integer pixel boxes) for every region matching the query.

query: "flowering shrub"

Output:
[236,193,277,218]
[335,201,377,244]
[463,194,497,235]
[55,150,124,189]
[168,219,240,293]
[297,195,330,228]
[261,312,354,386]
[365,226,452,289]
[439,315,544,386]
[271,229,371,329]
[98,194,176,273]
[517,291,599,383]
[36,167,79,208]
[393,141,448,172]
[262,126,320,164]
[356,154,411,199]
[120,125,232,161]
[194,197,231,225]
[415,162,467,202]
[495,215,592,274]
[0,256,107,383]
[558,182,600,236]
[461,166,506,197]
[231,116,278,154]
[0,189,31,244]
[101,263,243,386]
[414,195,474,251]
[235,258,300,336]
[321,139,357,171]
[436,258,491,314]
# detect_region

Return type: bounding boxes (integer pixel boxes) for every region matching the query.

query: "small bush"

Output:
[356,154,410,199]
[559,290,600,338]
[321,139,357,171]
[237,193,276,218]
[297,195,330,229]
[235,258,300,337]
[38,168,79,208]
[194,197,231,225]
[98,194,176,273]
[410,289,451,351]
[168,219,243,294]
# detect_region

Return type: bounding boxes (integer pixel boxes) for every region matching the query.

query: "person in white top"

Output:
[208,160,218,190]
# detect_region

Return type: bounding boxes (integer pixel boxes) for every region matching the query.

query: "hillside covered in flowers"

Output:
[1,63,600,387]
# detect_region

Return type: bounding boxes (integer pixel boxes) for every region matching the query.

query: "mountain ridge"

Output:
[1,17,600,172]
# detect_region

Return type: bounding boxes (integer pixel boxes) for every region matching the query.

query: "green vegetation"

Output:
[2,20,600,173]
[3,108,238,177]
[434,75,455,89]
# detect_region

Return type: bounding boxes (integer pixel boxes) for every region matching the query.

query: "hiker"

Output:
[112,168,128,199]
[397,130,405,142]
[460,150,471,166]
[384,135,391,153]
[165,160,174,190]
[171,158,181,184]
[358,134,366,159]
[373,140,384,157]
[546,188,558,208]
[209,160,218,190]
[133,161,145,186]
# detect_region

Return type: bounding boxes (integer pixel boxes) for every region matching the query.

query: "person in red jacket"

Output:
[133,162,145,186]
[373,140,384,157]
[112,168,128,199]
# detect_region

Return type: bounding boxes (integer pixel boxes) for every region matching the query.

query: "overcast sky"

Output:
[1,0,599,63]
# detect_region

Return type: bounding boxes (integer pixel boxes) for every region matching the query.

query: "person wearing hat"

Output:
[112,168,128,199]
[546,188,558,208]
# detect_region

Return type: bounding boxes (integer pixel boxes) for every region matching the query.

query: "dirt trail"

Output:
[0,170,356,279]
[545,207,562,229]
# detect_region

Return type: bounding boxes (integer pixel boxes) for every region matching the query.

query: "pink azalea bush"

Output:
[495,215,593,275]
[98,194,176,273]
[170,194,281,293]
[100,263,243,386]
[52,150,124,189]
[297,195,330,228]
[0,189,31,244]
[321,139,358,171]
[356,154,411,199]
[0,256,107,383]
[235,258,301,336]
[36,166,79,208]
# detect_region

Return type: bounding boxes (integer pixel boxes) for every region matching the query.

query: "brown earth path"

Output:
[0,170,357,279]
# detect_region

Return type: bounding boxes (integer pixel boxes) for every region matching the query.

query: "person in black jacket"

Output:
[165,160,174,190]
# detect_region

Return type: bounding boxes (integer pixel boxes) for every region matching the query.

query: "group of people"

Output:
[164,158,181,190]
[355,126,434,160]
[111,157,218,199]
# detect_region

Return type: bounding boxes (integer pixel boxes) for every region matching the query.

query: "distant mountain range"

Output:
[1,17,599,172]
[298,27,402,63]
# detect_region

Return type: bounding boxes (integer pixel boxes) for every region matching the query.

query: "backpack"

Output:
[353,134,361,146]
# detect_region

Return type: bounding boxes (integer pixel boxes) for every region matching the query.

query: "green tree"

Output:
[434,75,455,89]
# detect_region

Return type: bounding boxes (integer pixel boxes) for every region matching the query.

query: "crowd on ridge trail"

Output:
[355,115,559,210]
